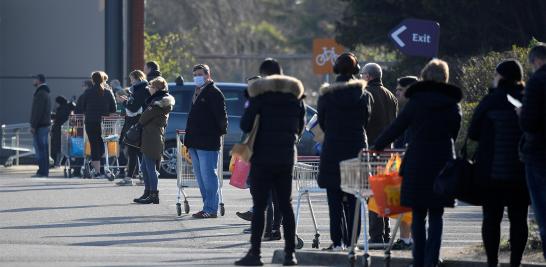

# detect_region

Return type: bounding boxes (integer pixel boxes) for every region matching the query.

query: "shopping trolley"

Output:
[340,149,405,267]
[1,123,37,167]
[60,114,88,178]
[293,156,323,249]
[100,115,124,180]
[175,129,225,216]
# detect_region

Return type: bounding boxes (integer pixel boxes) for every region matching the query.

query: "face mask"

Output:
[193,75,205,87]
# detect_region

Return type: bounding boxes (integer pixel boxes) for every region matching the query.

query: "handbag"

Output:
[434,137,482,205]
[231,115,260,162]
[124,123,142,148]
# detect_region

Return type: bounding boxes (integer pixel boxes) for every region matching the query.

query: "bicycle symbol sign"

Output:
[312,39,345,74]
[315,47,339,66]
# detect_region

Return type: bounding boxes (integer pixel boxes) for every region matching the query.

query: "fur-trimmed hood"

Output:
[147,91,175,110]
[405,81,463,105]
[248,75,304,99]
[319,79,367,96]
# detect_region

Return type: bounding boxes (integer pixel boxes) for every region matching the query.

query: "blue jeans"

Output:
[189,148,219,214]
[525,161,546,259]
[412,207,444,267]
[141,154,159,191]
[33,127,50,176]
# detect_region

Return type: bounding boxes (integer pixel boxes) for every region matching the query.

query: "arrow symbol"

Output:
[391,25,407,48]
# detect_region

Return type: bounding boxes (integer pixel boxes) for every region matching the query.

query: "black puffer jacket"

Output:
[122,81,151,140]
[77,85,117,123]
[520,64,546,163]
[373,81,462,208]
[53,100,75,126]
[469,83,525,182]
[468,83,529,205]
[317,75,372,189]
[184,82,228,151]
[240,75,306,165]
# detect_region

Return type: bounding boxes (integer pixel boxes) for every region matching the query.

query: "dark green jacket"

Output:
[139,91,175,160]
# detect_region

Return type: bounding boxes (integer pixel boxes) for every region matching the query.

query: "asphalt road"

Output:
[0,166,507,266]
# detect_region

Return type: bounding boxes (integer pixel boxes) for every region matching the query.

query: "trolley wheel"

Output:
[385,254,391,267]
[176,203,182,216]
[83,168,91,179]
[68,169,73,178]
[107,173,115,181]
[220,203,225,216]
[312,234,320,249]
[348,251,357,267]
[184,200,190,214]
[296,235,304,249]
[63,169,68,178]
[363,253,371,267]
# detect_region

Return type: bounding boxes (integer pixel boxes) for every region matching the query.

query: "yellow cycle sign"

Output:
[312,38,345,75]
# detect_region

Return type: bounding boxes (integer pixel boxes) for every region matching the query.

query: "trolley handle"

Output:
[176,129,186,135]
[361,148,405,155]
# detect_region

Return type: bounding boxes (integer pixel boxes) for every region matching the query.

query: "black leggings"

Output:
[326,186,360,247]
[482,203,528,267]
[265,188,282,234]
[125,145,142,177]
[249,163,296,254]
[85,122,104,161]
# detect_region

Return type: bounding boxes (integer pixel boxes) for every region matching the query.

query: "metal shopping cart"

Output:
[293,156,323,249]
[1,123,37,167]
[100,115,124,180]
[60,114,88,178]
[340,149,405,267]
[175,129,225,216]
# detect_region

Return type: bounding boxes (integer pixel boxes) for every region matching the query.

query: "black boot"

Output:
[234,250,263,266]
[283,252,298,266]
[133,190,150,203]
[136,191,159,204]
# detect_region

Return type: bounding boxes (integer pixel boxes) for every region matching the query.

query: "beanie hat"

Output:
[496,59,523,82]
[333,53,359,75]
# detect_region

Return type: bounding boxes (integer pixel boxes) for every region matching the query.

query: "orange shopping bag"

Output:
[369,154,411,217]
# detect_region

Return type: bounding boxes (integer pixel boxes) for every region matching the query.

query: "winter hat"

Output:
[496,59,523,82]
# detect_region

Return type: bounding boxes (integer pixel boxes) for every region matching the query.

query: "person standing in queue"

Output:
[51,96,75,166]
[78,71,117,179]
[144,61,162,82]
[468,59,530,267]
[184,64,228,219]
[372,59,462,267]
[116,70,151,187]
[235,60,306,266]
[317,53,372,251]
[30,74,52,177]
[134,77,175,204]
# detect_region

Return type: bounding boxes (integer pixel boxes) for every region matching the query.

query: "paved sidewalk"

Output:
[0,165,543,266]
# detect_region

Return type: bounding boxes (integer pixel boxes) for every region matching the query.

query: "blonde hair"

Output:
[149,77,168,91]
[130,70,146,81]
[421,59,449,83]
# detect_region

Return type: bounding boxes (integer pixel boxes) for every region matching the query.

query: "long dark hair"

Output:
[91,71,108,96]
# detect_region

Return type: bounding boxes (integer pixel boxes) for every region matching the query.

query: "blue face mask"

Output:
[193,75,205,87]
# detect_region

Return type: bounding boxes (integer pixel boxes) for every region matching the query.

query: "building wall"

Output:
[0,0,106,125]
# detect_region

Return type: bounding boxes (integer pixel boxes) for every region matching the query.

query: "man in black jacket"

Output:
[362,63,399,244]
[520,44,546,259]
[235,62,305,266]
[184,64,228,219]
[30,74,52,177]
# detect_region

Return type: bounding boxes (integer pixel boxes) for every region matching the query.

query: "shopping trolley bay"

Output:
[2,165,540,266]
